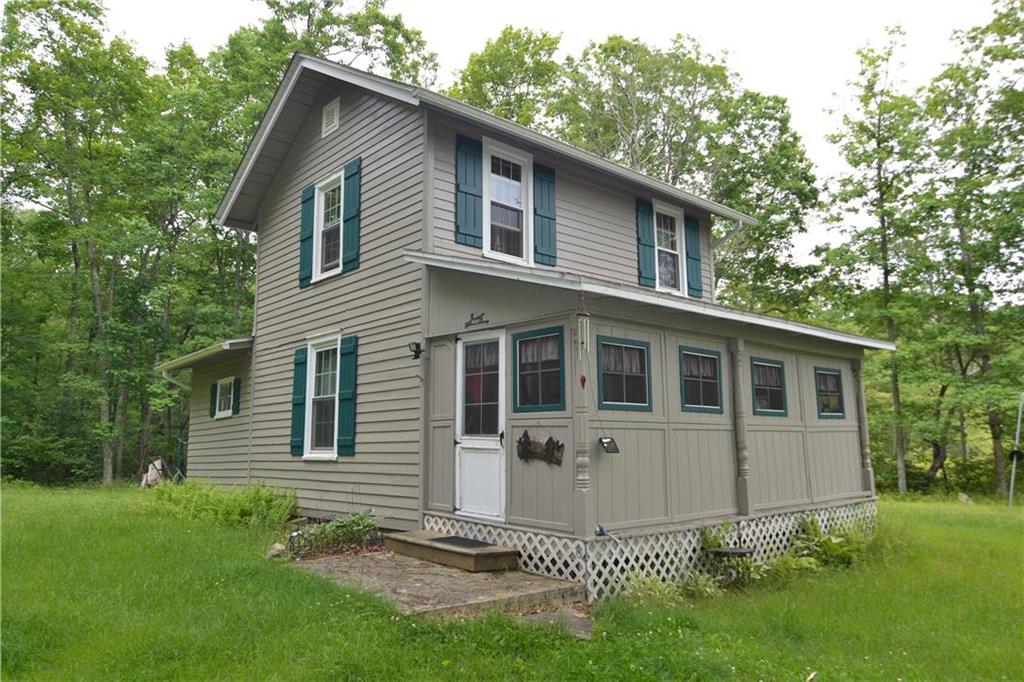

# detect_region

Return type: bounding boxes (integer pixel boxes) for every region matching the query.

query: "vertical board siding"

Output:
[188,356,252,485]
[429,117,717,302]
[247,82,425,528]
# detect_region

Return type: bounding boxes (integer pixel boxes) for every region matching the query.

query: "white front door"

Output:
[455,332,505,520]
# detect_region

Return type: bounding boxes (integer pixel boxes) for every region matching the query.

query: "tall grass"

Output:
[151,480,296,526]
[3,485,1021,680]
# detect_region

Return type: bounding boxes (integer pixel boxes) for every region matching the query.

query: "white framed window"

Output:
[321,97,339,138]
[312,171,343,282]
[654,201,685,293]
[304,335,340,460]
[214,376,234,419]
[482,137,533,265]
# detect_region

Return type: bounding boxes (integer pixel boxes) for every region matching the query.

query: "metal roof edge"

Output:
[154,337,254,373]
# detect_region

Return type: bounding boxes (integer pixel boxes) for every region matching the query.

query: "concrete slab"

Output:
[297,550,583,615]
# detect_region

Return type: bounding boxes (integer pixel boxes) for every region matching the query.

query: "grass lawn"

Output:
[3,484,1022,680]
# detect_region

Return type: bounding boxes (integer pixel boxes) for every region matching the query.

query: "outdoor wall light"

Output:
[598,437,619,454]
[408,341,423,360]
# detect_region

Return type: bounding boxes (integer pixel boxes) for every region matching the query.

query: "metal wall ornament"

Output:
[516,430,564,466]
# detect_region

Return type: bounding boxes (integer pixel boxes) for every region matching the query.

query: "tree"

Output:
[446,26,561,127]
[825,28,927,493]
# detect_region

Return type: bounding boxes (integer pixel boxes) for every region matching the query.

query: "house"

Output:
[156,53,893,599]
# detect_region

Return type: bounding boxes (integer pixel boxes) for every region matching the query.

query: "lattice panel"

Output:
[423,515,586,583]
[425,499,877,602]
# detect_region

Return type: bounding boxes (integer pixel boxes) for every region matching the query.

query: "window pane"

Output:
[684,353,700,378]
[658,250,679,289]
[623,347,644,375]
[540,369,560,405]
[539,335,559,363]
[481,404,499,435]
[520,373,539,406]
[464,405,481,435]
[768,387,784,411]
[217,381,232,412]
[624,374,647,404]
[464,374,482,404]
[490,202,523,257]
[684,378,701,404]
[482,371,498,403]
[312,397,335,449]
[701,356,717,380]
[601,344,622,372]
[602,373,624,403]
[321,224,340,270]
[656,213,677,249]
[322,184,341,228]
[314,348,337,398]
[702,380,720,407]
[479,341,499,371]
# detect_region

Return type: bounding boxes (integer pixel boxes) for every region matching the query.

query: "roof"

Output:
[404,250,895,351]
[154,337,254,373]
[216,53,757,230]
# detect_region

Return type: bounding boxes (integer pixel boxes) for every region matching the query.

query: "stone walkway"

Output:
[297,550,583,616]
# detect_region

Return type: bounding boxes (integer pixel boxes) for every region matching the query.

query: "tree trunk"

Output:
[879,215,907,493]
[86,240,114,485]
[114,386,128,480]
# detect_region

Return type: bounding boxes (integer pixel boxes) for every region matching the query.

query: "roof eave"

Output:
[154,337,254,374]
[404,250,895,352]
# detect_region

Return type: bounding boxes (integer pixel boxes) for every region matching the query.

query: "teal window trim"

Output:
[679,346,724,414]
[750,356,788,417]
[511,326,565,413]
[813,366,846,419]
[597,335,653,412]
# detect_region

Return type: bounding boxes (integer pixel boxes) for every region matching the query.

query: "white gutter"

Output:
[404,250,895,351]
[155,337,255,389]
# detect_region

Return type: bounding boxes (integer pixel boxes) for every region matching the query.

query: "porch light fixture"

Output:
[598,437,619,454]
[408,341,423,360]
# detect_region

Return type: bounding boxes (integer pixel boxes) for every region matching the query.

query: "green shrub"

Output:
[698,521,732,551]
[624,571,684,604]
[288,510,377,558]
[680,570,724,600]
[791,514,867,567]
[765,554,820,584]
[717,555,767,588]
[152,480,296,526]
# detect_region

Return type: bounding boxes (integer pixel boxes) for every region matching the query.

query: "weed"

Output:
[151,480,296,526]
[288,509,378,558]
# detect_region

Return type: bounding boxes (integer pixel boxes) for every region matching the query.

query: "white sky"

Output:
[104,0,995,257]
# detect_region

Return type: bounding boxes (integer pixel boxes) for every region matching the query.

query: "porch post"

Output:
[851,357,876,494]
[728,337,753,515]
[573,314,591,491]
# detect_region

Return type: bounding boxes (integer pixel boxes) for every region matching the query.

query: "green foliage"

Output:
[446,26,560,127]
[287,509,378,558]
[152,480,296,526]
[680,570,725,600]
[764,554,821,584]
[698,520,732,550]
[624,570,684,605]
[790,515,868,568]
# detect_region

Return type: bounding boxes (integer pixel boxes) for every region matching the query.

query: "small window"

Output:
[513,327,564,412]
[309,342,339,452]
[751,358,786,416]
[314,173,343,279]
[681,348,722,412]
[214,377,234,419]
[656,209,681,291]
[815,368,845,418]
[483,138,532,264]
[463,340,500,435]
[321,97,339,137]
[598,337,651,411]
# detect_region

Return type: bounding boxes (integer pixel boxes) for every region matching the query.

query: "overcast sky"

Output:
[104,0,995,257]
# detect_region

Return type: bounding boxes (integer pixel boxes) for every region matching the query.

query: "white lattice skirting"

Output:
[424,498,876,601]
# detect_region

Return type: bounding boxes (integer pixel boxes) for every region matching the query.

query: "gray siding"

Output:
[424,269,867,534]
[428,116,717,302]
[188,355,252,484]
[247,81,425,528]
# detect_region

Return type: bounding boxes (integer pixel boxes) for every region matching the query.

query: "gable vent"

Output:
[321,97,339,138]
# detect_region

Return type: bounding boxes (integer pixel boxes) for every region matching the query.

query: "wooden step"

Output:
[384,530,519,572]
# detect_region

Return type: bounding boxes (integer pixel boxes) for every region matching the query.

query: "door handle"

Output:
[499,431,504,446]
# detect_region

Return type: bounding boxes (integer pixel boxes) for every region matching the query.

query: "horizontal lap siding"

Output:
[249,82,425,528]
[429,117,716,302]
[188,356,252,485]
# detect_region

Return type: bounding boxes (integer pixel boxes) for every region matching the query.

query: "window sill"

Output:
[310,268,343,285]
[482,250,532,267]
[681,405,724,415]
[752,409,788,417]
[597,402,653,412]
[213,412,233,420]
[302,452,338,462]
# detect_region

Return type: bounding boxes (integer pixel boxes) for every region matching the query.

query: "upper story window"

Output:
[482,138,533,265]
[314,172,343,280]
[655,206,682,291]
[814,367,845,418]
[751,358,787,416]
[597,336,652,411]
[214,377,235,419]
[321,97,339,137]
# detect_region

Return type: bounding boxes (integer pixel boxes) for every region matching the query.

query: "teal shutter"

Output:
[337,335,358,456]
[289,348,307,456]
[636,198,656,288]
[455,135,483,247]
[299,185,315,288]
[231,377,242,415]
[684,215,703,297]
[533,164,557,265]
[209,383,217,418]
[342,157,361,272]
